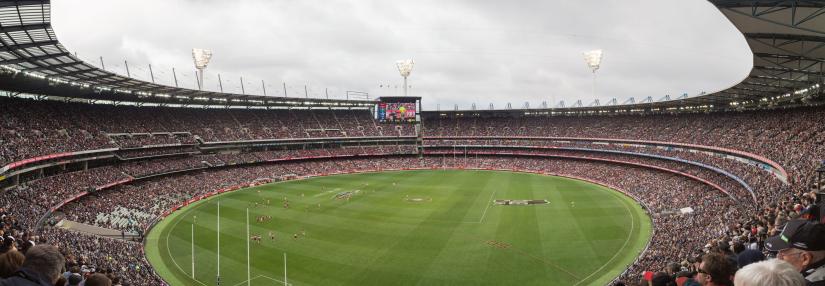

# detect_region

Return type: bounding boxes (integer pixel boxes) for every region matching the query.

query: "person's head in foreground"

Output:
[733,259,805,286]
[766,219,825,285]
[84,273,112,286]
[0,244,65,286]
[696,253,736,286]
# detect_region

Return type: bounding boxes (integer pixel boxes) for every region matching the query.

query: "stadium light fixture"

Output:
[583,49,603,98]
[192,48,213,90]
[396,59,414,97]
[583,50,603,73]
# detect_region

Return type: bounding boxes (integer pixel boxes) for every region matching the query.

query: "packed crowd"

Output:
[423,107,824,195]
[108,133,197,149]
[2,95,825,284]
[0,96,414,167]
[115,145,198,159]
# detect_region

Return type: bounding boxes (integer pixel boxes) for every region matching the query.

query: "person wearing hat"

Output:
[766,219,825,286]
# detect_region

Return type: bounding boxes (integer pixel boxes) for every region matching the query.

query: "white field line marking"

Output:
[425,219,480,224]
[166,204,208,286]
[572,195,636,286]
[478,190,497,223]
[231,275,262,286]
[312,190,334,198]
[259,274,294,286]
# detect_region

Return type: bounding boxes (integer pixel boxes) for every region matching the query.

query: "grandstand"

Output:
[0,0,824,285]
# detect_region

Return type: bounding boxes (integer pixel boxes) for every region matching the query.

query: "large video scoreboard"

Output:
[376,96,421,123]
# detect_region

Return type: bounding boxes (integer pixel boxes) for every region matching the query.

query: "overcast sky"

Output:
[52,0,752,110]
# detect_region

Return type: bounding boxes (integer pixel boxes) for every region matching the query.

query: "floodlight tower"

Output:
[583,49,603,98]
[396,59,414,97]
[192,48,213,90]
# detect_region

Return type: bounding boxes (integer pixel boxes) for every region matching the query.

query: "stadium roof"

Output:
[0,0,374,108]
[707,0,825,107]
[0,0,822,112]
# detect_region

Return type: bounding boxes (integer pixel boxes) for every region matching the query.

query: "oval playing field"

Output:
[145,170,652,286]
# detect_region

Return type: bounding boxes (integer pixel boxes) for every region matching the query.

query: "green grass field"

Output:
[145,170,651,286]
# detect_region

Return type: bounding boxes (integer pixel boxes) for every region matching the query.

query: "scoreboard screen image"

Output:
[378,102,417,122]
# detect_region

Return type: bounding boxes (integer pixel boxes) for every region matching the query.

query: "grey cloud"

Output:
[51,0,750,109]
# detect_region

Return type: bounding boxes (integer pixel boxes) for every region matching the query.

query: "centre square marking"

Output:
[493,199,549,206]
[404,196,432,203]
[485,240,511,249]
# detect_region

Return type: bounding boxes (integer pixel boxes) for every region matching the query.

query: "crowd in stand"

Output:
[2,95,825,285]
[109,133,196,149]
[424,108,824,196]
[0,97,412,167]
[115,145,198,159]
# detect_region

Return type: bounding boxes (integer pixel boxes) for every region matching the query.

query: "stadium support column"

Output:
[173,68,179,87]
[262,80,267,96]
[218,74,224,92]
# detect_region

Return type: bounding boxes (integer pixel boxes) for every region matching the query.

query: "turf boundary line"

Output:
[506,243,582,280]
[165,202,208,286]
[230,275,294,286]
[571,188,636,286]
[231,275,261,286]
[259,274,293,285]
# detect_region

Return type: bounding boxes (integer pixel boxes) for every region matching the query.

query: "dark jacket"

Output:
[805,262,825,286]
[0,267,54,286]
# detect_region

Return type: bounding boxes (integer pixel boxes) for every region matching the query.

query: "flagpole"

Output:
[191,223,195,279]
[284,253,288,286]
[246,208,250,286]
[217,201,221,286]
